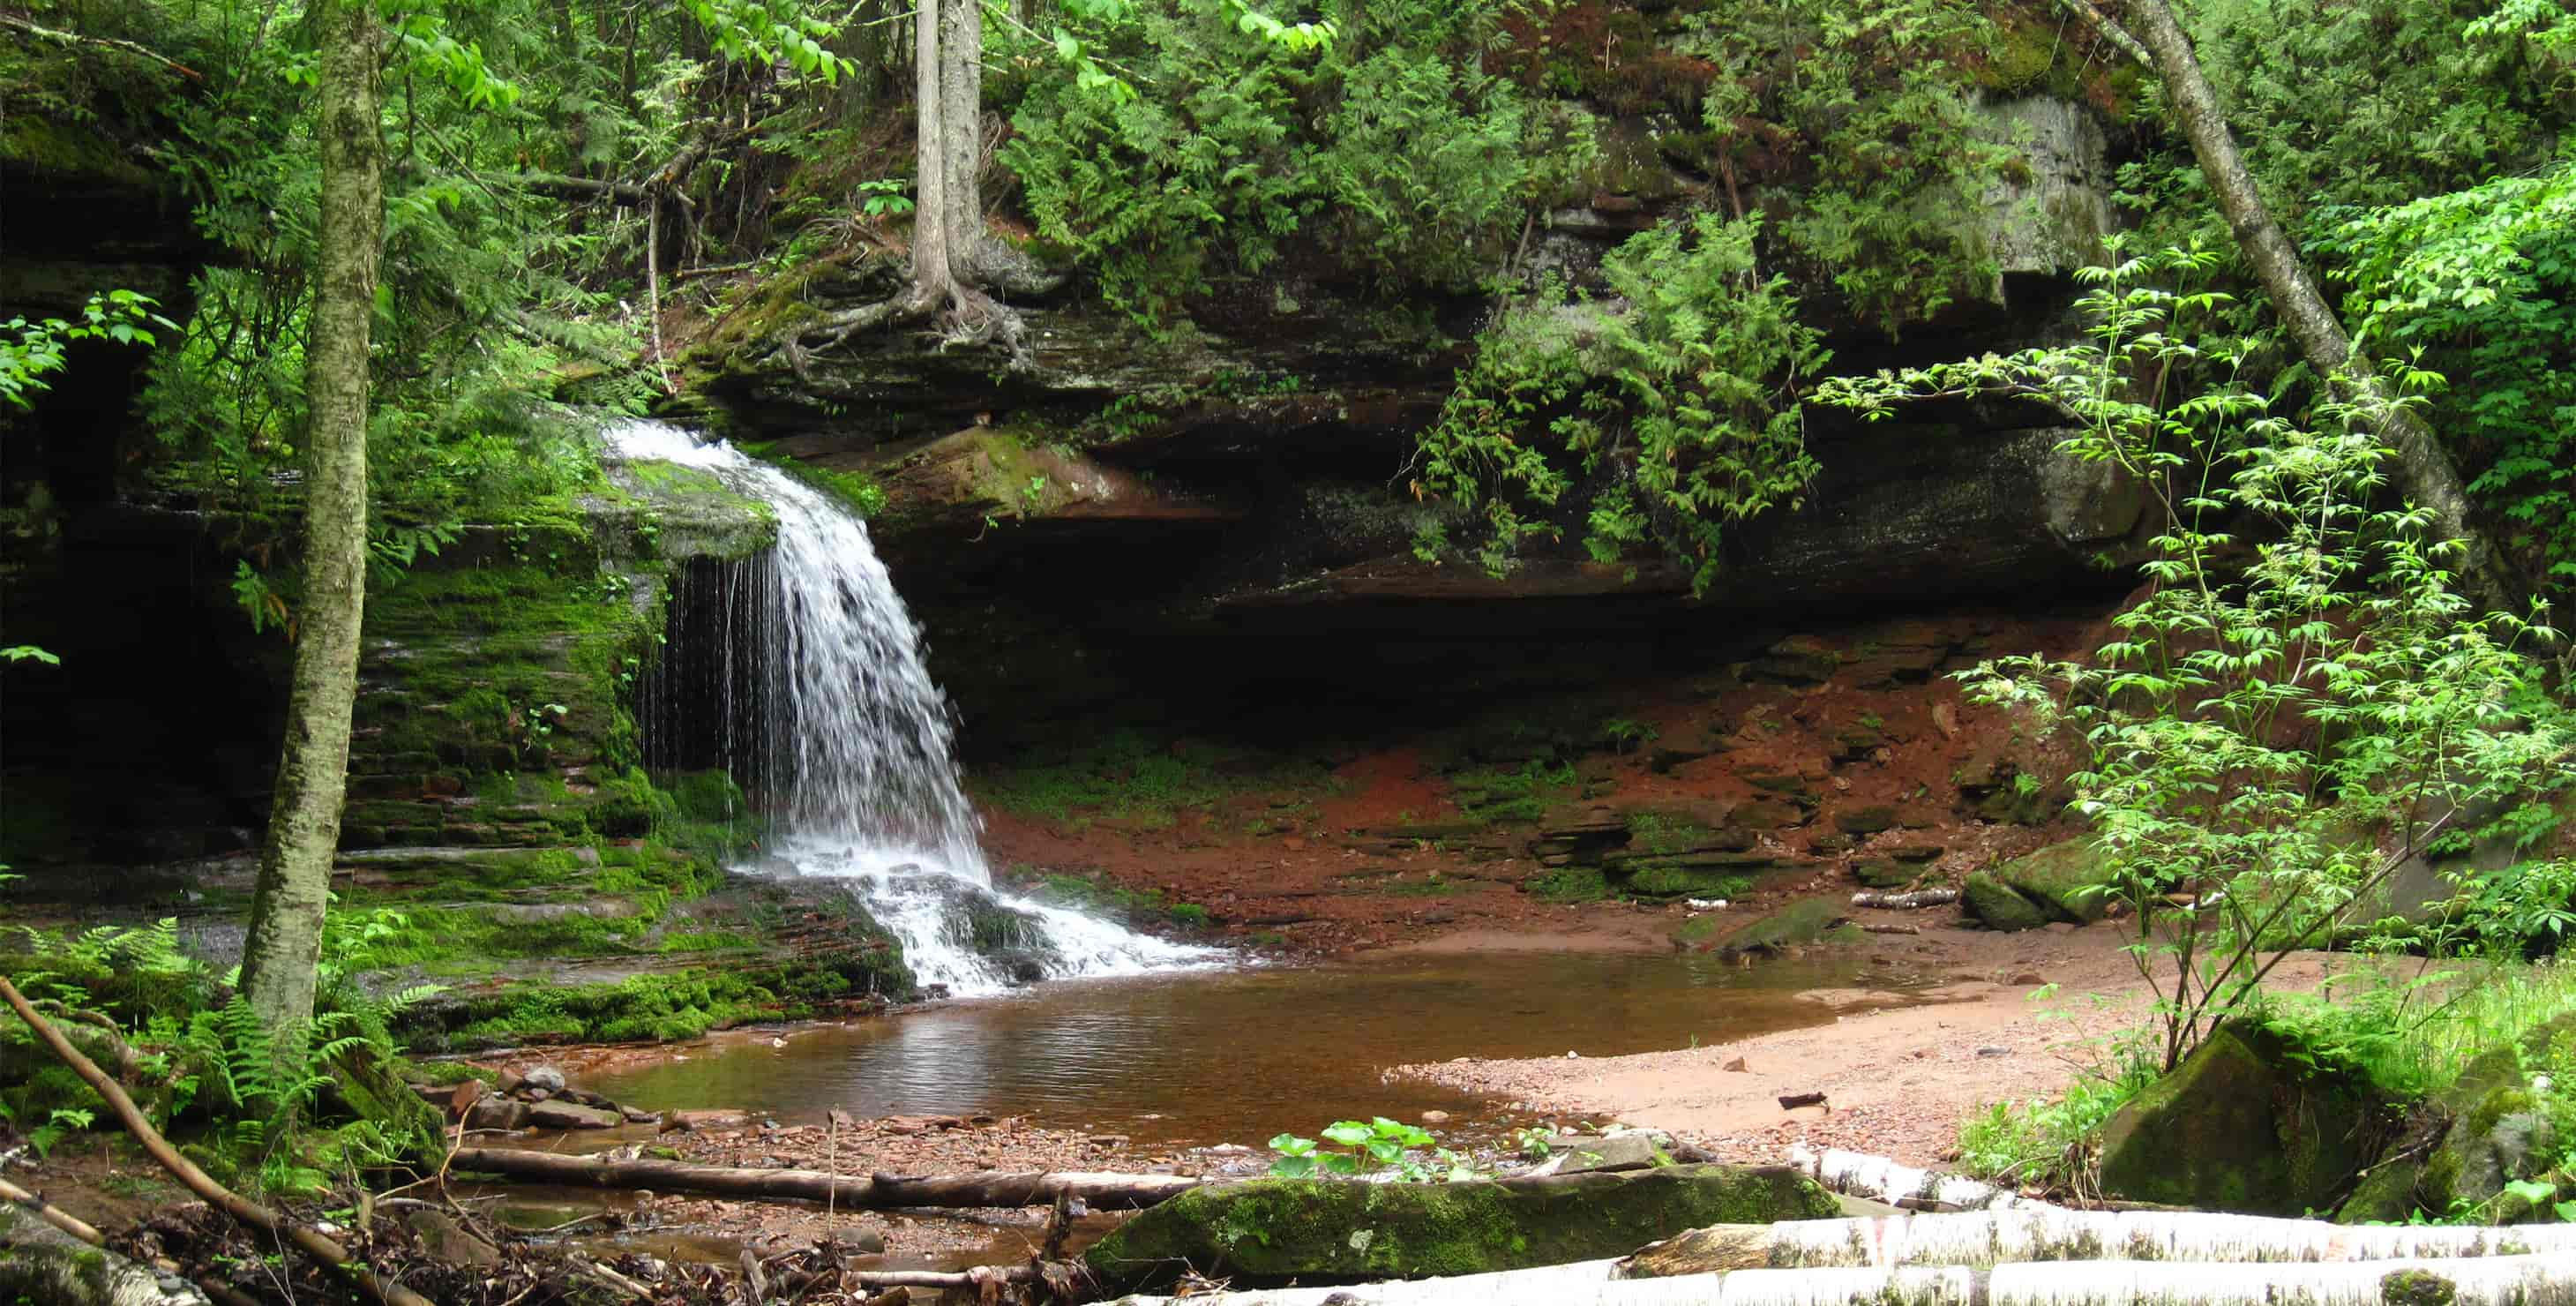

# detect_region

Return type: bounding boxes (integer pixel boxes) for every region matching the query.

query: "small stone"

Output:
[523,1087,552,1102]
[2011,972,2047,986]
[1419,1110,1450,1124]
[829,1227,889,1256]
[1722,1057,1749,1073]
[527,1099,622,1130]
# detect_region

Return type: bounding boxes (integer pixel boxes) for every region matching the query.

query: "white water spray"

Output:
[607,419,1220,994]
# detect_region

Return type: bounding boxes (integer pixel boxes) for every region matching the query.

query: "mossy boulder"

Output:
[2097,1022,2397,1216]
[1989,838,2115,923]
[2341,1012,2576,1224]
[1962,872,2049,931]
[1675,896,1848,956]
[1083,1165,1838,1290]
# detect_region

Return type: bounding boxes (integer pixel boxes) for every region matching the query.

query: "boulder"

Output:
[1082,1165,1839,1290]
[520,1065,568,1093]
[2097,1023,2397,1216]
[2342,1012,2576,1224]
[465,1094,531,1131]
[1850,859,1916,890]
[1675,896,1851,956]
[1832,806,1899,835]
[525,1099,621,1130]
[1961,872,2049,932]
[1989,838,2116,923]
[1536,1131,1673,1175]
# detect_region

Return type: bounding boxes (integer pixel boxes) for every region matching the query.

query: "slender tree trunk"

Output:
[910,0,954,305]
[2114,0,2509,604]
[938,0,983,278]
[238,0,382,1047]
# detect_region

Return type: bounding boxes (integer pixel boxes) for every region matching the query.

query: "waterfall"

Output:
[607,419,1220,994]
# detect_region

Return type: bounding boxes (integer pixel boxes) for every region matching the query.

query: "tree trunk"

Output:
[1851,889,1958,910]
[447,1147,1202,1210]
[2113,0,2508,604]
[910,0,954,305]
[1623,1210,2576,1277]
[238,0,383,1048]
[938,0,984,277]
[1101,1255,2576,1306]
[1787,1143,2053,1212]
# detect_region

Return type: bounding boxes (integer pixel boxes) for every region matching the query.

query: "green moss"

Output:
[1087,1166,1840,1291]
[1526,866,1613,903]
[1621,863,1755,900]
[1681,897,1846,957]
[1449,760,1580,824]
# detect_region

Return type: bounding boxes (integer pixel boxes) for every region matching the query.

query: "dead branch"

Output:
[1852,889,1959,909]
[448,1146,1202,1210]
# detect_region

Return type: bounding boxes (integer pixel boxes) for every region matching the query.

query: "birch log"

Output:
[1105,1253,2576,1306]
[1851,889,1958,909]
[1788,1144,2056,1212]
[1622,1209,2576,1275]
[448,1146,1199,1209]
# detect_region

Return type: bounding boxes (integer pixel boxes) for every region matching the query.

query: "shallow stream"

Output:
[587,948,1933,1150]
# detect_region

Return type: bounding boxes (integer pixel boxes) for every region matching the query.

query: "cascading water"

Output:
[608,419,1219,994]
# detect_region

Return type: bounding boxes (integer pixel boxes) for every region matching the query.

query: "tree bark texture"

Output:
[238,0,383,1046]
[2114,0,2505,601]
[447,1147,1202,1210]
[1621,1210,2576,1277]
[1787,1144,2053,1212]
[938,0,982,276]
[1102,1254,2576,1306]
[910,0,953,304]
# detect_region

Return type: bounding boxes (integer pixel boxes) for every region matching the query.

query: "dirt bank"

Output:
[1398,918,2351,1168]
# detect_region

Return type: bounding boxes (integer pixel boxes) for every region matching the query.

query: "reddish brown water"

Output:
[587,949,1931,1150]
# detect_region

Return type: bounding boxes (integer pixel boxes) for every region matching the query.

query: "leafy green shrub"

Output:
[1269,1116,1481,1182]
[1410,214,1824,590]
[1823,243,2576,1070]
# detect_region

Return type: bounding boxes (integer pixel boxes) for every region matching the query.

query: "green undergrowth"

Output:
[1525,866,1611,903]
[1022,869,1216,930]
[736,439,890,517]
[415,952,910,1048]
[974,729,1337,830]
[1447,759,1579,824]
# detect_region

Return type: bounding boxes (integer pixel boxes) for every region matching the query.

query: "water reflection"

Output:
[589,950,1927,1148]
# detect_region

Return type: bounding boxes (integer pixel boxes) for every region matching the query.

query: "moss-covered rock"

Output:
[1962,872,2049,931]
[1083,1165,1838,1290]
[0,1201,167,1306]
[2343,1012,2576,1224]
[2097,1022,2397,1216]
[1675,896,1846,957]
[1990,838,2115,923]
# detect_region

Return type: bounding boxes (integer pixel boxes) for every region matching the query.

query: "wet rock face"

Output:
[1083,1164,1841,1290]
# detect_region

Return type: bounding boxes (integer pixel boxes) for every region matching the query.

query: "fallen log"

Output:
[1851,889,1958,909]
[1101,1254,2576,1305]
[1621,1209,2576,1276]
[1857,922,1921,935]
[447,1146,1201,1210]
[1787,1143,2055,1212]
[0,977,438,1306]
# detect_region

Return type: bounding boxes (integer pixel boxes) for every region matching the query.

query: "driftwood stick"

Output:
[852,1266,1042,1289]
[449,1146,1202,1210]
[1789,1143,2056,1213]
[1858,922,1921,935]
[0,1173,105,1245]
[0,977,438,1306]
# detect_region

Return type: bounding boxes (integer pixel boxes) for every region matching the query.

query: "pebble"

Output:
[1419,1110,1450,1124]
